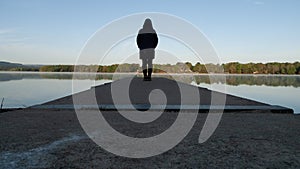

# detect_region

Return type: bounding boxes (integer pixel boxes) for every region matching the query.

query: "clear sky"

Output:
[0,0,299,65]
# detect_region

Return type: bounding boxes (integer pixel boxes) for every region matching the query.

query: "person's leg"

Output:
[148,58,153,80]
[142,58,147,79]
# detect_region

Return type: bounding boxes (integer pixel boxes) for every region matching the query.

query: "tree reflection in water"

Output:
[0,72,300,87]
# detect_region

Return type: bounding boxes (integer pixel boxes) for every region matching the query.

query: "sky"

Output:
[0,0,299,65]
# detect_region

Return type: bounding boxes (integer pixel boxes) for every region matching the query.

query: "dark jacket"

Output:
[136,30,158,50]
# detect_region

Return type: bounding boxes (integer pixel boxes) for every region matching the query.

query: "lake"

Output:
[0,72,299,114]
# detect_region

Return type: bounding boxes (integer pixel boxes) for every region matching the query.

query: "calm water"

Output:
[0,72,299,114]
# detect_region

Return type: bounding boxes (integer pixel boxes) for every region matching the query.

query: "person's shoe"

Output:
[143,76,151,81]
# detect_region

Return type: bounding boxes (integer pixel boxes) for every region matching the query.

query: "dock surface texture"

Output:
[36,77,293,113]
[1,77,299,168]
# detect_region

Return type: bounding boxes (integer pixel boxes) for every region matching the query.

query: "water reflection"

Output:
[194,75,300,87]
[1,72,299,87]
[0,72,114,81]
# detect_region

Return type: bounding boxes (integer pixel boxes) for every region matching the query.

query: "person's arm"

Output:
[154,32,158,48]
[136,30,142,49]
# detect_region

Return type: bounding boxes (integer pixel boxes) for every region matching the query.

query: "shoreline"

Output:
[1,71,300,76]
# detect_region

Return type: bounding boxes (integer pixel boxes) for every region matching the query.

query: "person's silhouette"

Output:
[136,18,158,81]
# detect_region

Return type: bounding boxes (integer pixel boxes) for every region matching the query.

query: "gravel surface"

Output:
[1,109,299,168]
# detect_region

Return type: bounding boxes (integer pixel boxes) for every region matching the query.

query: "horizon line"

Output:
[1,60,300,66]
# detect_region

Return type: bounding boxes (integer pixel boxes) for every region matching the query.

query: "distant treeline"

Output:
[221,62,300,74]
[1,62,300,74]
[39,64,140,73]
[0,61,40,71]
[185,62,300,74]
[38,62,300,74]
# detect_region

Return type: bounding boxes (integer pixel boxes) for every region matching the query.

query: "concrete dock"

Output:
[35,77,293,113]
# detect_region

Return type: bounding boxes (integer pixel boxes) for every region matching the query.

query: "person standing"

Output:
[136,18,158,81]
